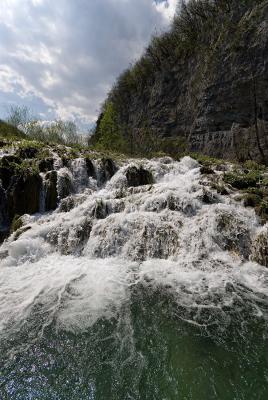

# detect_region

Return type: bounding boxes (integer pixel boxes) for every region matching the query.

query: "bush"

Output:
[223,171,261,189]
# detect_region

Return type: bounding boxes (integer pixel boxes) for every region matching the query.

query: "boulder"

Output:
[126,166,154,187]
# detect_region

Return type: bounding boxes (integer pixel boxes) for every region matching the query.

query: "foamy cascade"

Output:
[0,156,267,336]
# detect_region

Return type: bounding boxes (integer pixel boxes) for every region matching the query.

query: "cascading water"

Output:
[0,156,268,399]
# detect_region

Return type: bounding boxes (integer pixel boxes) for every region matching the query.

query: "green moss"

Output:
[256,200,268,224]
[188,153,224,167]
[223,171,262,189]
[211,184,229,195]
[243,193,262,208]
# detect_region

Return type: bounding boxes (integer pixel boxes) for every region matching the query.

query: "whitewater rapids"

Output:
[0,156,267,338]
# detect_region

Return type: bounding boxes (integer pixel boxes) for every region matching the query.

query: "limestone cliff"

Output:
[94,0,268,162]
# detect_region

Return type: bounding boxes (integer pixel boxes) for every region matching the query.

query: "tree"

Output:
[96,102,127,152]
[6,105,32,131]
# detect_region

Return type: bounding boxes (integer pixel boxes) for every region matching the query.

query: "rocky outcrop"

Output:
[96,0,268,163]
[7,173,42,220]
[0,141,121,241]
[126,166,154,187]
[99,158,117,184]
[44,171,58,211]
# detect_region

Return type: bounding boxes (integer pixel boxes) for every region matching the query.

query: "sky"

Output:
[0,0,177,130]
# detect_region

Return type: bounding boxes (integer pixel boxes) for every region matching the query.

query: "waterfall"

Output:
[0,156,268,398]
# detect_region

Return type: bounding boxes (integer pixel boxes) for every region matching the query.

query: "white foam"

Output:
[1,156,268,336]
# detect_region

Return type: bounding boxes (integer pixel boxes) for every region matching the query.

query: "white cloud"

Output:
[0,0,176,126]
[155,0,178,22]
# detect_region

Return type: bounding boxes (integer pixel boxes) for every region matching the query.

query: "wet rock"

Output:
[200,166,215,175]
[243,193,261,208]
[0,155,21,190]
[7,172,42,220]
[99,158,117,184]
[126,166,154,187]
[93,200,109,219]
[46,217,92,255]
[251,227,268,267]
[88,213,181,261]
[57,171,73,199]
[59,196,75,212]
[13,225,32,241]
[39,158,54,173]
[214,211,251,259]
[0,184,8,242]
[44,171,58,211]
[85,158,96,178]
[211,184,229,195]
[201,188,219,204]
[11,214,24,232]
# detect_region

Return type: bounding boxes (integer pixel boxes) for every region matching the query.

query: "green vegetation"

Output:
[0,120,26,140]
[91,102,127,153]
[223,171,262,189]
[3,105,85,147]
[91,0,264,155]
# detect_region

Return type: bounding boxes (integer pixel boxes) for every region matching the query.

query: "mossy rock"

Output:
[17,146,39,159]
[45,171,58,211]
[211,184,229,195]
[8,172,42,220]
[255,200,268,225]
[251,227,268,267]
[243,193,262,208]
[223,171,261,189]
[200,166,215,175]
[39,158,54,173]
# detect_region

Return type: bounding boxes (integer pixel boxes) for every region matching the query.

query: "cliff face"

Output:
[96,0,268,162]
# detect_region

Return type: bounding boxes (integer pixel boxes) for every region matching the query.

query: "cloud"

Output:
[0,0,176,128]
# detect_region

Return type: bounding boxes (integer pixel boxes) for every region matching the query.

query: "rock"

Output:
[243,193,262,208]
[39,158,54,173]
[126,166,154,187]
[0,184,8,242]
[200,166,215,175]
[7,172,42,220]
[17,147,38,159]
[214,211,251,259]
[57,171,73,199]
[251,227,268,267]
[95,1,268,163]
[85,158,96,178]
[11,214,24,232]
[44,171,58,211]
[93,200,109,219]
[59,196,75,213]
[0,155,21,190]
[99,158,117,184]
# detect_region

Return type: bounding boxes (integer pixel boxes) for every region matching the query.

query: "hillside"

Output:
[0,120,26,140]
[92,0,268,162]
